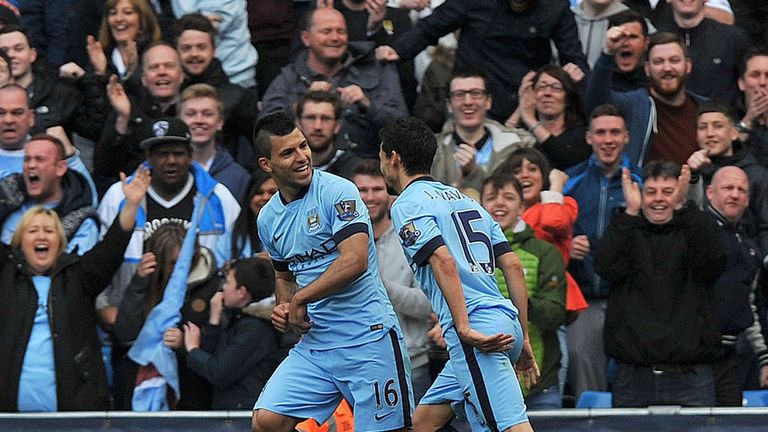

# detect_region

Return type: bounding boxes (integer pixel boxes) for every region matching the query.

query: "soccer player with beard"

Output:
[251,113,412,432]
[586,30,705,168]
[295,91,361,181]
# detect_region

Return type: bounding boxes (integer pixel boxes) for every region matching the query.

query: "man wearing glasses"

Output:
[295,91,361,181]
[432,67,534,194]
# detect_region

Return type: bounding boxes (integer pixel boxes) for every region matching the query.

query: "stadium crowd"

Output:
[1,0,768,426]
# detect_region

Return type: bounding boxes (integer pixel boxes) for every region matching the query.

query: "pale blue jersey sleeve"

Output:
[390,199,445,267]
[325,177,370,244]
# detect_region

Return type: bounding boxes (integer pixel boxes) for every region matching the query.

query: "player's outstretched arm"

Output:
[428,245,514,353]
[288,232,370,331]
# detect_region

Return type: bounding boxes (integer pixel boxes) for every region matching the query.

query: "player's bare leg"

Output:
[251,409,300,432]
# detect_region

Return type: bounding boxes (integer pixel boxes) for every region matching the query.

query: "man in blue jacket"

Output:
[564,103,641,400]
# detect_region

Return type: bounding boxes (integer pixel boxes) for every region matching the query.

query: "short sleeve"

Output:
[324,178,370,245]
[391,200,445,267]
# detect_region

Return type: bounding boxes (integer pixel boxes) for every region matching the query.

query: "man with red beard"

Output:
[586,31,704,169]
[294,91,361,181]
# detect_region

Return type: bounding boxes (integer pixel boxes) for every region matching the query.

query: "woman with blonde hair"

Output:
[0,166,150,411]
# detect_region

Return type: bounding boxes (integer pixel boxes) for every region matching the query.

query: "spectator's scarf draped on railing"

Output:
[128,196,207,411]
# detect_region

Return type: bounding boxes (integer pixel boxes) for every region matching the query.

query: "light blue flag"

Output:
[128,195,207,411]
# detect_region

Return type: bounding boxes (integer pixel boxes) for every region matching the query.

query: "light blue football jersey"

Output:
[257,170,398,349]
[390,177,518,332]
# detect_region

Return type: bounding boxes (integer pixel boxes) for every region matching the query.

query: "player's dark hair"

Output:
[253,112,298,160]
[379,117,436,176]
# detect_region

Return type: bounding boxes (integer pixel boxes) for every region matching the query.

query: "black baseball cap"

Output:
[137,117,192,151]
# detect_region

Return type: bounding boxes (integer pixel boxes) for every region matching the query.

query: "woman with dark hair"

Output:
[231,171,278,258]
[112,221,220,410]
[87,0,161,96]
[0,166,149,412]
[506,65,591,170]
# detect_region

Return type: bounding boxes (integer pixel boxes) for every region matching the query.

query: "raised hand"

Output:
[686,148,711,172]
[86,35,107,75]
[672,164,691,210]
[621,167,641,216]
[121,163,151,206]
[365,0,387,33]
[107,74,131,118]
[453,143,478,177]
[605,24,630,55]
[548,169,569,193]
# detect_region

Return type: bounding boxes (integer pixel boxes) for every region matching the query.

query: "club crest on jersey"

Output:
[398,222,421,247]
[307,209,321,232]
[335,200,359,221]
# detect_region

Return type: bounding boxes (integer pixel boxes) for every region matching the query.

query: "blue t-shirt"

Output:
[18,275,57,412]
[257,170,397,349]
[390,177,517,332]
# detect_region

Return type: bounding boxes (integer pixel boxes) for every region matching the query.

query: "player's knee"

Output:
[252,409,289,432]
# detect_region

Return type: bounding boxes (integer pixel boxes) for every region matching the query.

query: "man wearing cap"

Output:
[96,116,240,328]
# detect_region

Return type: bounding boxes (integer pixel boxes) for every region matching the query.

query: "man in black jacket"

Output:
[595,160,727,407]
[705,166,768,406]
[376,0,589,122]
[0,24,106,141]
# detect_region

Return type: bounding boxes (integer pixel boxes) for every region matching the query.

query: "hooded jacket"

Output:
[572,0,629,67]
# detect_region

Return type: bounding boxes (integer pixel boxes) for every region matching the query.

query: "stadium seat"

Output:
[743,390,768,407]
[576,391,613,408]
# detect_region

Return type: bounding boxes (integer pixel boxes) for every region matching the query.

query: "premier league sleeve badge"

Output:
[334,200,360,221]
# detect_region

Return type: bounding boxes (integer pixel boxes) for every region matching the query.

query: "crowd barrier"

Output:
[4,407,768,431]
